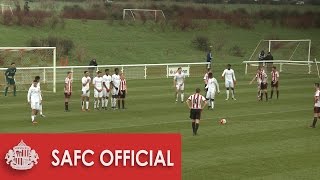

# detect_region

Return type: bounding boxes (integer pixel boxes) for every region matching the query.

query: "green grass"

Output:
[0,20,319,66]
[1,72,320,179]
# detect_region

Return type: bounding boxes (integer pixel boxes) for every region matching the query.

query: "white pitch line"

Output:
[61,108,309,133]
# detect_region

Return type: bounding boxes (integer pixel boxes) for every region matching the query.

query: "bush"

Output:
[62,5,107,20]
[191,36,211,51]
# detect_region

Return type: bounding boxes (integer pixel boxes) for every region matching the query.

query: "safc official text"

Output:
[51,149,174,167]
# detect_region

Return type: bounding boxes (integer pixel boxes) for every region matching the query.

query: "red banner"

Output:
[0,134,181,180]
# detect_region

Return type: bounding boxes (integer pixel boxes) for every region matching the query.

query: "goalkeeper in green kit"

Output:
[4,62,17,96]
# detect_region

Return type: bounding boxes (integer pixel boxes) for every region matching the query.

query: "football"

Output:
[220,118,227,125]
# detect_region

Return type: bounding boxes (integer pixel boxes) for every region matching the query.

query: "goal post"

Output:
[0,47,57,93]
[122,9,166,21]
[243,39,312,75]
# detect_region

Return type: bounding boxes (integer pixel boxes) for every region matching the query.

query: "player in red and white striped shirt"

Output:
[119,73,127,109]
[186,88,207,136]
[203,68,211,108]
[270,66,280,99]
[64,71,73,112]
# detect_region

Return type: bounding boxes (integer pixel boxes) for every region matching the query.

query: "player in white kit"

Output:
[205,72,220,110]
[110,68,121,109]
[27,80,42,124]
[93,71,104,110]
[250,68,262,101]
[173,67,185,103]
[102,69,112,110]
[221,64,236,100]
[81,71,91,111]
[31,76,45,117]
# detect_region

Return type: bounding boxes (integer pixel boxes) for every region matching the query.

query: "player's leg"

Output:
[260,83,264,101]
[101,89,106,109]
[175,85,179,102]
[117,93,121,109]
[310,108,319,128]
[211,91,215,109]
[4,79,10,96]
[264,85,268,101]
[276,83,279,99]
[13,82,16,96]
[105,91,109,109]
[111,88,116,109]
[270,82,274,99]
[81,95,85,111]
[225,81,230,100]
[180,84,184,103]
[230,81,235,100]
[39,94,45,117]
[94,90,98,109]
[195,119,200,135]
[64,93,70,111]
[190,109,196,135]
[121,91,126,109]
[86,96,90,111]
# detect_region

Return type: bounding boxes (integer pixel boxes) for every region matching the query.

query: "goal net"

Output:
[243,39,313,75]
[0,47,56,93]
[122,9,166,21]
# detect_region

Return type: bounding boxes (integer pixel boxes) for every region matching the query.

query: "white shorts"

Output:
[225,81,234,88]
[94,89,103,98]
[31,102,40,110]
[102,88,110,98]
[206,91,216,100]
[112,87,119,96]
[82,89,90,97]
[176,83,184,91]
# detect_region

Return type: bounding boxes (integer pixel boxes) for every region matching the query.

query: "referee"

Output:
[4,62,17,96]
[186,88,207,136]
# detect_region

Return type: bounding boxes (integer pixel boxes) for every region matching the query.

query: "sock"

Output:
[226,90,229,99]
[117,100,120,109]
[211,100,214,109]
[86,101,89,109]
[208,100,211,107]
[4,87,8,96]
[81,101,84,109]
[265,93,268,101]
[181,93,184,102]
[195,123,199,134]
[97,100,100,109]
[260,92,263,101]
[105,99,108,108]
[192,122,195,134]
[277,90,279,99]
[31,115,34,122]
[122,100,125,109]
[13,86,16,96]
[94,100,97,109]
[312,117,318,127]
[112,98,115,107]
[39,104,43,115]
[270,90,274,98]
[176,94,178,101]
[231,89,235,98]
[65,102,68,110]
[101,99,105,108]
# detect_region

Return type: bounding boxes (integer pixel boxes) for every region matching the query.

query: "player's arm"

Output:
[173,76,177,87]
[221,70,225,80]
[203,75,207,84]
[186,99,192,109]
[232,70,236,84]
[275,73,279,83]
[27,87,31,104]
[201,97,207,109]
[82,78,88,87]
[214,79,220,93]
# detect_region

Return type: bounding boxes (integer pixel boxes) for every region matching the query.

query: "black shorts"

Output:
[64,92,72,98]
[6,78,15,85]
[190,109,202,120]
[119,90,126,98]
[204,84,208,91]
[261,83,268,90]
[271,81,279,88]
[314,107,320,113]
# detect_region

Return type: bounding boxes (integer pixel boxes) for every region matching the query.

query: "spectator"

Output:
[265,52,274,72]
[258,50,266,67]
[88,59,98,79]
[206,50,212,68]
[24,1,30,14]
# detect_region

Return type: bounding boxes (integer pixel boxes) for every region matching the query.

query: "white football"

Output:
[220,118,227,125]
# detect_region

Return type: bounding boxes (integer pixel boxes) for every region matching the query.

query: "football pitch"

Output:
[1,71,320,179]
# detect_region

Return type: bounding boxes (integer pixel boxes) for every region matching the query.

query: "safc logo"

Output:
[5,140,39,170]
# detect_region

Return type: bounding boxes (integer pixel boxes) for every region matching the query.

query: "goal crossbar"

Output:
[122,9,166,21]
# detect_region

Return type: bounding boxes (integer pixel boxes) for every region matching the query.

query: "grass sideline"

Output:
[1,73,320,179]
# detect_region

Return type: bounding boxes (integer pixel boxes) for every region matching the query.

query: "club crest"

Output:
[5,140,39,170]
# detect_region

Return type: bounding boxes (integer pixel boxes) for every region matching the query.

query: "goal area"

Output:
[243,39,314,75]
